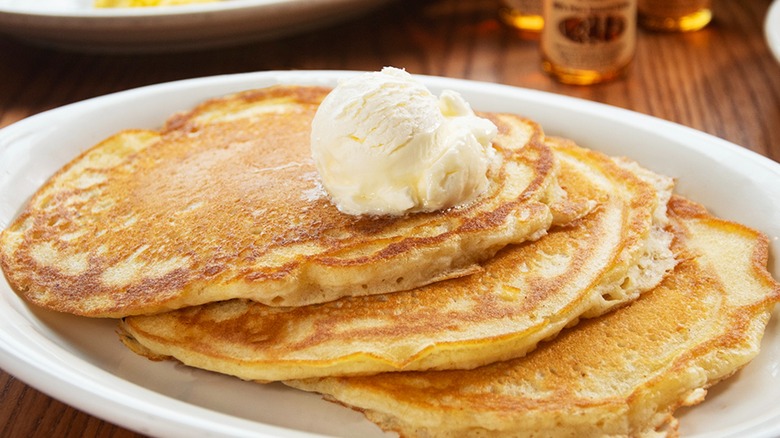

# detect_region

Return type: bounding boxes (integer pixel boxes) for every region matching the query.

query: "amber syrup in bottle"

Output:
[638,0,712,32]
[500,0,545,33]
[541,0,637,85]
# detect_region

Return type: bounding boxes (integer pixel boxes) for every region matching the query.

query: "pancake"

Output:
[287,196,780,437]
[0,86,575,318]
[117,137,675,381]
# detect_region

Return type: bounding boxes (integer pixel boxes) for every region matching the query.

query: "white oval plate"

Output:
[0,0,391,53]
[767,0,780,63]
[1,71,779,437]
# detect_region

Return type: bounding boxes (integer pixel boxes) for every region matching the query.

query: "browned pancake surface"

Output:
[0,86,570,317]
[287,196,780,437]
[117,138,674,381]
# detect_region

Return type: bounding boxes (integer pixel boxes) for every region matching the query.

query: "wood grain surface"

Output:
[0,0,778,436]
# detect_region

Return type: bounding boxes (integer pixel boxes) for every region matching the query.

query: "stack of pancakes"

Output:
[1,85,779,437]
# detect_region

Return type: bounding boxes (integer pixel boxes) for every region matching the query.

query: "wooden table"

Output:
[0,0,778,436]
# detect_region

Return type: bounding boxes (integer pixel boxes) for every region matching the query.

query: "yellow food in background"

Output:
[94,0,220,8]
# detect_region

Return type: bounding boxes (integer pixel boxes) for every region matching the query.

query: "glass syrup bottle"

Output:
[541,0,637,85]
[500,0,544,33]
[638,0,712,32]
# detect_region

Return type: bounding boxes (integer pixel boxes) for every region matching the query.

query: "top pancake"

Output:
[287,196,780,437]
[0,86,572,317]
[117,137,675,381]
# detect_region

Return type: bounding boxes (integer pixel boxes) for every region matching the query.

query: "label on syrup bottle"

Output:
[542,0,637,71]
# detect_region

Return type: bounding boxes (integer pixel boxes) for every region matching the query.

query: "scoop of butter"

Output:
[311,67,498,216]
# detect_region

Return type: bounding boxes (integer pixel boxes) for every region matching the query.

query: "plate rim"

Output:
[767,0,780,63]
[0,0,394,53]
[0,0,309,18]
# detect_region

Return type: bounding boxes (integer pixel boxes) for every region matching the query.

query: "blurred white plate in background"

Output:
[0,0,392,53]
[767,0,780,62]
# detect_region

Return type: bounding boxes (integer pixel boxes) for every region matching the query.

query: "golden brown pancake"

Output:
[0,86,574,318]
[287,196,780,438]
[117,138,674,381]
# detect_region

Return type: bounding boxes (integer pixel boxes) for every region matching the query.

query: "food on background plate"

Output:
[288,196,780,437]
[94,0,220,7]
[0,68,778,437]
[118,136,675,381]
